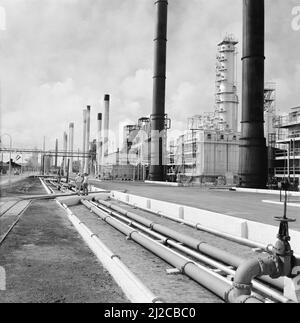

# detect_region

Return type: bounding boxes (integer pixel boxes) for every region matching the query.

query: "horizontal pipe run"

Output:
[82,199,264,303]
[112,197,267,250]
[98,200,249,266]
[90,201,287,303]
[98,198,284,290]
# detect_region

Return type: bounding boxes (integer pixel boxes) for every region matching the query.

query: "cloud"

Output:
[0,0,299,152]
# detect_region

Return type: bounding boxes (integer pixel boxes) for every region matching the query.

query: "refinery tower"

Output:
[215,35,239,132]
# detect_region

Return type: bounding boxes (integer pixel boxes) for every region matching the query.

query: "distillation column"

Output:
[238,0,267,188]
[150,0,168,181]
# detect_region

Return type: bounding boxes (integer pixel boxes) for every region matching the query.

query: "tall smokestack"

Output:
[82,109,87,172]
[97,113,103,175]
[63,132,68,175]
[149,0,168,182]
[69,123,74,174]
[55,139,58,168]
[103,95,110,162]
[238,0,267,188]
[85,106,91,174]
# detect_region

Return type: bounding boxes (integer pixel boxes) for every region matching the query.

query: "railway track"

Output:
[42,178,293,303]
[0,199,32,246]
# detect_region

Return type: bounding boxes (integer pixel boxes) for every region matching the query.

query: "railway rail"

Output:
[0,199,32,246]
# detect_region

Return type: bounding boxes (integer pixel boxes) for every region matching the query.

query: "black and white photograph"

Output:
[0,0,300,309]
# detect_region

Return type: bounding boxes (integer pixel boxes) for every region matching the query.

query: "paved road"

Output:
[90,180,300,231]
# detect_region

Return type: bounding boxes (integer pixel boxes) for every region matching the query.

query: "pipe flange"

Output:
[224,286,235,303]
[238,295,262,304]
[268,255,282,279]
[149,222,156,230]
[257,255,279,275]
[233,282,252,292]
[196,241,205,250]
[111,254,121,260]
[180,261,194,274]
[162,238,170,245]
[127,230,138,240]
[91,233,99,238]
[265,244,274,254]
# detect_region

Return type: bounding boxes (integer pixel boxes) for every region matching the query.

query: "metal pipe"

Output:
[150,0,168,182]
[82,199,263,303]
[97,200,249,267]
[68,123,74,175]
[113,197,266,249]
[97,113,103,176]
[82,109,87,172]
[97,198,283,290]
[227,256,280,303]
[103,95,110,162]
[59,202,162,303]
[238,0,267,188]
[90,201,288,303]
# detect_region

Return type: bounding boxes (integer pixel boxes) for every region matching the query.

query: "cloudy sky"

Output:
[0,0,300,153]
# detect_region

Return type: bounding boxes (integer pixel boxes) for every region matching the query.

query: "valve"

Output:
[272,189,296,277]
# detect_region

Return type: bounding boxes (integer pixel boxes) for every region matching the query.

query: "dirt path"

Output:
[0,199,128,303]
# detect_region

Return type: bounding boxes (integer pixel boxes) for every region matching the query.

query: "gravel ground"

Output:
[71,203,224,303]
[0,177,43,199]
[0,178,128,303]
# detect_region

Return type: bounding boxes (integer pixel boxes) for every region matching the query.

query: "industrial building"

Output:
[169,120,240,184]
[167,35,240,185]
[100,117,152,180]
[273,106,300,188]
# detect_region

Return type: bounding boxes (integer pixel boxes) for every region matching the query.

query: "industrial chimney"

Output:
[85,106,91,174]
[63,131,68,175]
[68,123,74,175]
[103,95,110,162]
[149,0,168,182]
[82,109,87,173]
[238,0,267,188]
[97,113,103,176]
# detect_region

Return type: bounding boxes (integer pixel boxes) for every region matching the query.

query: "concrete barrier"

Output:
[234,187,300,197]
[111,191,300,256]
[144,180,183,187]
[263,200,300,208]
